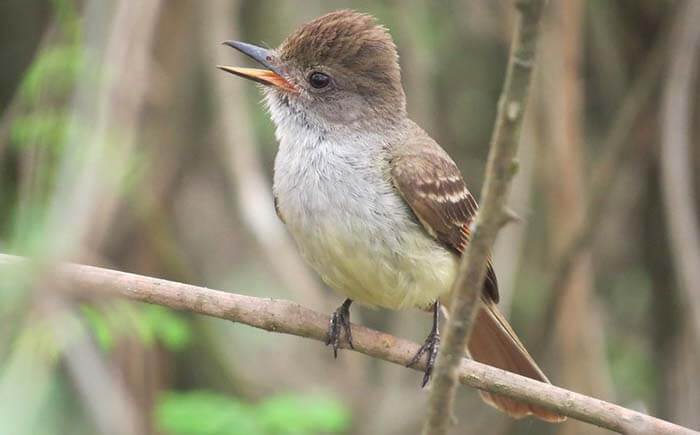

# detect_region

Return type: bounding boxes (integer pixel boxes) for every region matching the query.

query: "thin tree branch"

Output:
[660,0,700,343]
[423,1,546,434]
[491,119,538,315]
[0,253,695,434]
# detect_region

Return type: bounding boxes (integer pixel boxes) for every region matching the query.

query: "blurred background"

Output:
[0,0,699,434]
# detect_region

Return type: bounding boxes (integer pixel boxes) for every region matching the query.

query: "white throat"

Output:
[267,92,394,227]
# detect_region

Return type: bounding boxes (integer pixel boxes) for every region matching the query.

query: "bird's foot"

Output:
[326,298,353,358]
[407,328,440,387]
[407,301,441,387]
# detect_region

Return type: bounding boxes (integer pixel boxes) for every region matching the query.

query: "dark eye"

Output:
[308,72,330,89]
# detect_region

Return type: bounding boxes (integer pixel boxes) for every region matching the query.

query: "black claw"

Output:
[407,301,441,387]
[341,309,354,350]
[326,311,340,357]
[408,329,441,387]
[326,299,353,358]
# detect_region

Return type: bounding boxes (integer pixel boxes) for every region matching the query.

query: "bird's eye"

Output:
[308,72,330,89]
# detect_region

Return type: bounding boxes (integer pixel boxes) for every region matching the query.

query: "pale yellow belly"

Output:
[291,222,459,310]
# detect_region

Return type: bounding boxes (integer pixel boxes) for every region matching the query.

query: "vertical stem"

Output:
[422,1,546,434]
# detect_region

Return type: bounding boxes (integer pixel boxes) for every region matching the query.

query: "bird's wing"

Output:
[390,147,499,303]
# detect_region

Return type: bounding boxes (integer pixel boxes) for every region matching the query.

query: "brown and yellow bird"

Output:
[219,10,564,422]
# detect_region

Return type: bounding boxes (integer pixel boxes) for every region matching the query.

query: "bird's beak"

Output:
[218,41,297,93]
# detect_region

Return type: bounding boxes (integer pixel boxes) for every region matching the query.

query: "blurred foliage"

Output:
[1,0,81,247]
[156,391,350,435]
[605,268,656,403]
[17,45,82,106]
[81,303,192,352]
[0,0,697,434]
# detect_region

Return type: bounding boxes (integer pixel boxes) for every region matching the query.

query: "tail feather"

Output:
[466,302,566,423]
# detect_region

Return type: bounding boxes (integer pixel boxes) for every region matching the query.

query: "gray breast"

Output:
[273,129,404,242]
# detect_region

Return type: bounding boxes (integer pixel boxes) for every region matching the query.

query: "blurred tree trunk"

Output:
[665,328,700,430]
[111,0,200,281]
[64,0,164,433]
[645,150,700,431]
[657,1,700,428]
[540,2,613,434]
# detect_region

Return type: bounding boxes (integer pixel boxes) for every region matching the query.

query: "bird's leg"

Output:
[407,301,441,387]
[326,298,354,358]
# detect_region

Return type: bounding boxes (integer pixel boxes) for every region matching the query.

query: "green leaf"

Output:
[142,305,192,351]
[19,46,83,104]
[10,112,69,148]
[78,303,192,352]
[51,0,81,38]
[257,394,350,434]
[120,302,156,346]
[79,305,114,352]
[156,391,351,435]
[156,391,263,435]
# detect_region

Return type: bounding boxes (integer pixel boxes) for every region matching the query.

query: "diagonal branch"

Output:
[0,253,695,434]
[423,1,546,433]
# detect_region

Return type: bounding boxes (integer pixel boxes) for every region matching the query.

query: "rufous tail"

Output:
[466,302,566,422]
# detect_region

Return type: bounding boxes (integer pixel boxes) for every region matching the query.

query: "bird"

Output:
[218,9,564,422]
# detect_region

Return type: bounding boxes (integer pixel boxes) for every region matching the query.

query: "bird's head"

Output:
[219,10,406,132]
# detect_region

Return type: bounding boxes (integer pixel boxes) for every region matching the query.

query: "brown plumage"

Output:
[390,134,499,303]
[391,124,564,422]
[283,10,562,422]
[276,10,406,115]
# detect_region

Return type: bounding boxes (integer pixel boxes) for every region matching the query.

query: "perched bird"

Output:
[219,10,563,422]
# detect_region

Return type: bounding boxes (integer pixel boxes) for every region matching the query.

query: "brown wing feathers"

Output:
[390,152,499,303]
[391,145,565,422]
